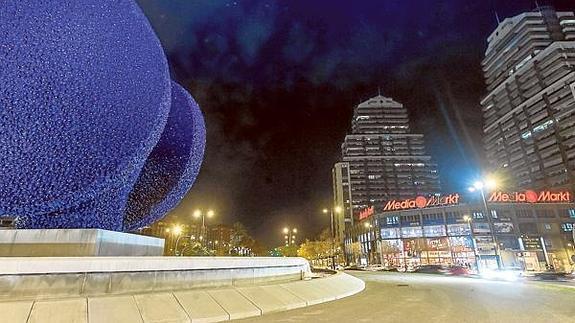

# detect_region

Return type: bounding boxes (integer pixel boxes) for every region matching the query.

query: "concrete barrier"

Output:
[0,257,311,300]
[0,229,164,257]
[1,272,365,323]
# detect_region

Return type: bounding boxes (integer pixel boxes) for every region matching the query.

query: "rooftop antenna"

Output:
[535,0,540,10]
[491,0,501,24]
[378,87,382,97]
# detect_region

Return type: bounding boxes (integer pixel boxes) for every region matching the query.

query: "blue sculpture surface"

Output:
[0,0,205,230]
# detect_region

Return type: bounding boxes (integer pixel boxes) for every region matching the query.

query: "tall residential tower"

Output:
[332,95,441,238]
[481,7,575,190]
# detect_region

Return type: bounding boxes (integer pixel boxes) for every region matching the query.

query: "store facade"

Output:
[345,190,575,272]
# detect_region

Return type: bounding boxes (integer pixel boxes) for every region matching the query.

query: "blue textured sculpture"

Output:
[0,0,206,231]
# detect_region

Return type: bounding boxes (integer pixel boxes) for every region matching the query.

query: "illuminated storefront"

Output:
[346,191,575,271]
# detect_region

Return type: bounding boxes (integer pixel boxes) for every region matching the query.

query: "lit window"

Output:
[521,131,532,140]
[532,119,554,133]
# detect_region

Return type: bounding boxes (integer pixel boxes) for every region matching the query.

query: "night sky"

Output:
[136,0,573,247]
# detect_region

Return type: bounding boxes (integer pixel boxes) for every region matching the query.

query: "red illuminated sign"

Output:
[488,190,571,203]
[358,206,374,220]
[383,193,460,211]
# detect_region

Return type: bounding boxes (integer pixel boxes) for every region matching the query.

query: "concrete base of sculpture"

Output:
[0,229,164,257]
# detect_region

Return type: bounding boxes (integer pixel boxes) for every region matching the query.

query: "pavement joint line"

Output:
[171,291,192,323]
[85,297,89,323]
[26,300,38,323]
[132,294,146,323]
[234,287,264,316]
[276,283,308,307]
[25,300,34,323]
[205,289,232,321]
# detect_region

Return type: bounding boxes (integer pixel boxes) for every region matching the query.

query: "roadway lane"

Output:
[239,271,575,322]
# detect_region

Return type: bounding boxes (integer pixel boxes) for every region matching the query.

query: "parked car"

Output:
[533,272,573,281]
[446,265,470,276]
[413,265,446,274]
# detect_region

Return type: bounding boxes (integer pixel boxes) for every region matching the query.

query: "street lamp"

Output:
[323,206,342,270]
[170,224,183,256]
[463,215,480,273]
[193,209,215,246]
[363,222,373,266]
[468,177,501,269]
[283,227,297,246]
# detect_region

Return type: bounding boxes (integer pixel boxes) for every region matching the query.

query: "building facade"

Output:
[481,7,575,190]
[345,190,575,272]
[0,217,15,229]
[333,95,441,241]
[332,162,354,243]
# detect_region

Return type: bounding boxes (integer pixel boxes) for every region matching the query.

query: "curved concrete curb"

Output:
[1,272,365,323]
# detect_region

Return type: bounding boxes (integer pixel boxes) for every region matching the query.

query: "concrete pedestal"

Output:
[0,229,164,257]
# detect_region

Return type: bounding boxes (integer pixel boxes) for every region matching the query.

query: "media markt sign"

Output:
[383,193,460,211]
[488,190,571,203]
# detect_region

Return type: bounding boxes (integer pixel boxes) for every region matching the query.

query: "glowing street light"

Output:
[172,225,183,236]
[282,227,297,245]
[192,209,215,246]
[322,206,343,270]
[468,176,501,269]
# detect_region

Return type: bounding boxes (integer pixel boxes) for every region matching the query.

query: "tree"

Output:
[276,244,298,257]
[229,222,265,256]
[230,222,249,249]
[297,239,332,261]
[348,242,362,265]
[181,242,214,256]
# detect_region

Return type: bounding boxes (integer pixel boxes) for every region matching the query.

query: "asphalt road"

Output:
[239,271,575,323]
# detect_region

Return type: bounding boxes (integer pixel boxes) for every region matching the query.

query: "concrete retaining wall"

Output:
[0,257,311,301]
[0,229,164,257]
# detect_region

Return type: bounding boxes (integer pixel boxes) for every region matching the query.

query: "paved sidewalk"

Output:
[2,272,365,323]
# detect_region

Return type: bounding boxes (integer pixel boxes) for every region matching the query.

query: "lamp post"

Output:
[469,178,501,269]
[193,209,214,246]
[323,206,342,270]
[364,222,373,266]
[463,215,480,273]
[283,227,297,246]
[170,224,183,255]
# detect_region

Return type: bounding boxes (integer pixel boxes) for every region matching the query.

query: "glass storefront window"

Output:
[380,228,400,239]
[401,226,423,238]
[380,239,402,254]
[449,236,473,252]
[493,222,514,234]
[423,225,446,237]
[447,223,471,236]
[425,237,450,251]
[472,222,491,234]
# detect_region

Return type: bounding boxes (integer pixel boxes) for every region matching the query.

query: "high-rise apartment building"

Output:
[333,95,441,234]
[481,7,575,190]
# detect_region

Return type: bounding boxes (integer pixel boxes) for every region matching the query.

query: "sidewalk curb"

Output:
[2,272,365,323]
